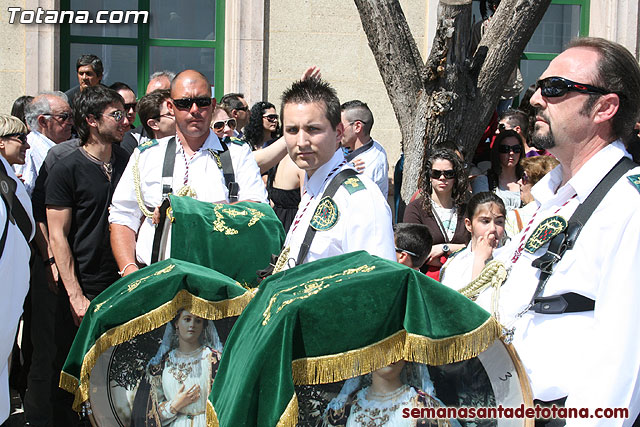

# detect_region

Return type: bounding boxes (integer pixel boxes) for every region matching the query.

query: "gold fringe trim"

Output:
[276,394,299,427]
[292,317,500,386]
[207,401,219,427]
[292,330,406,385]
[404,317,501,366]
[61,289,254,411]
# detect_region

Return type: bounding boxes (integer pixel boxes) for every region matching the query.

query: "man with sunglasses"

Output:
[45,85,130,425]
[110,82,138,130]
[220,93,250,138]
[474,38,640,425]
[109,70,267,274]
[340,100,389,198]
[16,92,74,196]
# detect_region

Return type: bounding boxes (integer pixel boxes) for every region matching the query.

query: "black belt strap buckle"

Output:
[532,292,595,314]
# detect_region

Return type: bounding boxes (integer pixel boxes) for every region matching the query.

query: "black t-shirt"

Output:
[45,143,128,296]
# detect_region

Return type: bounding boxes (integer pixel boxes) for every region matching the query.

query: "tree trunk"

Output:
[355,0,551,201]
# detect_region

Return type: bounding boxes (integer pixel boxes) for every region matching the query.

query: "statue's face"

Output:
[175,310,204,345]
[372,360,406,382]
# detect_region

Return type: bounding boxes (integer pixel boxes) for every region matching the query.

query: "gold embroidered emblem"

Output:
[525,216,567,253]
[261,264,375,325]
[310,196,339,231]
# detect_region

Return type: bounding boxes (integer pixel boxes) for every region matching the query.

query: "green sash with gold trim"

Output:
[211,251,501,427]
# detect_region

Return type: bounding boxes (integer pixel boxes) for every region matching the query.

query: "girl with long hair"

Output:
[487,129,524,211]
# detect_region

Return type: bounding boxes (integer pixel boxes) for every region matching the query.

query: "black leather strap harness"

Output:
[0,160,32,255]
[295,169,358,266]
[528,157,636,314]
[150,136,238,264]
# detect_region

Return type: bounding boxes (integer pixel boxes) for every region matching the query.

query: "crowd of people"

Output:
[1,34,640,427]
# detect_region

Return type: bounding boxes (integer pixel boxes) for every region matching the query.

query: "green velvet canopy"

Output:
[211,251,501,427]
[60,258,252,424]
[169,196,286,287]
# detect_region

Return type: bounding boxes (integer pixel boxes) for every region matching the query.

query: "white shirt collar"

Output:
[305,149,344,198]
[171,130,224,154]
[531,139,630,205]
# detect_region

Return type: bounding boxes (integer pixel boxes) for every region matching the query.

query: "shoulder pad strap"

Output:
[222,136,246,146]
[137,138,159,153]
[341,175,366,194]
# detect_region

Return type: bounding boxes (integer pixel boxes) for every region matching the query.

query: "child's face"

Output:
[465,202,506,244]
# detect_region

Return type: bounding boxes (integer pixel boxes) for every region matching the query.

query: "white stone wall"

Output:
[0,0,26,115]
[264,0,428,173]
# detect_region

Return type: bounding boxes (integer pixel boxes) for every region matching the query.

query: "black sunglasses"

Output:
[3,133,28,145]
[212,118,237,131]
[235,105,249,112]
[263,114,279,122]
[498,144,522,154]
[535,76,610,98]
[172,97,213,110]
[124,102,137,111]
[430,169,455,179]
[45,112,73,123]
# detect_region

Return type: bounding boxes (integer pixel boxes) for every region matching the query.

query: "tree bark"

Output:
[355,0,551,201]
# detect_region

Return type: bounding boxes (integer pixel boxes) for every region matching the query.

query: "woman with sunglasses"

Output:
[403,148,470,280]
[487,129,524,211]
[243,101,281,150]
[0,116,30,167]
[210,107,237,139]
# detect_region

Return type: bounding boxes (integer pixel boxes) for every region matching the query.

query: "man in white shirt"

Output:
[277,78,394,270]
[340,100,389,198]
[109,70,267,274]
[16,92,73,196]
[475,37,640,426]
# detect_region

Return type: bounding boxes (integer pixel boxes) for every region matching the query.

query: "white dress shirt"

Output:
[0,156,34,422]
[282,149,395,269]
[347,139,389,199]
[475,140,640,425]
[439,246,474,290]
[109,131,268,266]
[13,131,56,197]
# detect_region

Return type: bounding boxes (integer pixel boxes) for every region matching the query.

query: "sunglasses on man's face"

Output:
[3,133,28,145]
[430,169,455,179]
[124,102,137,111]
[172,97,213,110]
[263,114,279,122]
[498,144,522,154]
[45,112,73,123]
[535,76,609,98]
[212,118,237,131]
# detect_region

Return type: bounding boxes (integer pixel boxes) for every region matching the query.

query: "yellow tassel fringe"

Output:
[276,394,299,427]
[61,289,253,411]
[292,317,500,386]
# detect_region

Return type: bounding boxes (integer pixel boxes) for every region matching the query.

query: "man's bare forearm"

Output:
[110,223,139,275]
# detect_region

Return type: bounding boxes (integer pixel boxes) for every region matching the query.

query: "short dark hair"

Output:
[489,129,524,186]
[74,85,124,144]
[220,93,246,112]
[109,81,135,95]
[567,37,640,141]
[465,192,506,220]
[393,223,432,268]
[499,109,529,138]
[138,89,171,138]
[420,147,469,212]
[281,78,341,129]
[341,100,374,135]
[76,54,103,77]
